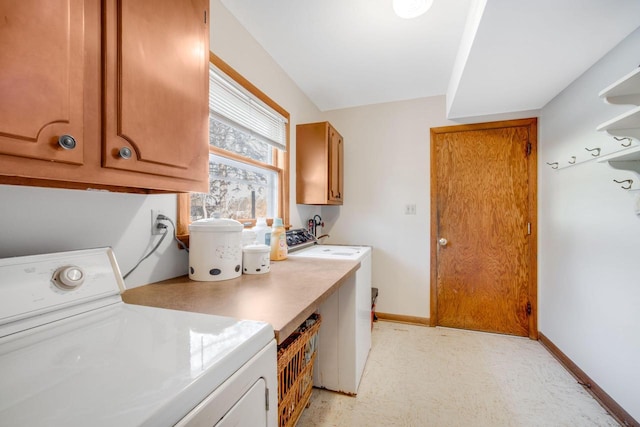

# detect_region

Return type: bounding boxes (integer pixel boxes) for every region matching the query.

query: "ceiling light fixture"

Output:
[392,0,433,19]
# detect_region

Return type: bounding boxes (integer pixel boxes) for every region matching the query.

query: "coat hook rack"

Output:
[546,162,558,169]
[613,137,632,147]
[585,147,601,157]
[613,179,633,190]
[568,156,576,164]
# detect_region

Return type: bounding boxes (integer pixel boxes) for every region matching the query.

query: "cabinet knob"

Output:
[438,238,448,247]
[58,135,77,150]
[119,147,132,159]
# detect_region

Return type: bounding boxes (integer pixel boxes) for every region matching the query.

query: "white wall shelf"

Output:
[596,105,640,139]
[549,68,640,187]
[598,66,640,105]
[546,141,638,170]
[595,67,640,182]
[598,144,640,175]
[596,143,640,163]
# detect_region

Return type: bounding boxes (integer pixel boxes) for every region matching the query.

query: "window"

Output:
[177,53,290,238]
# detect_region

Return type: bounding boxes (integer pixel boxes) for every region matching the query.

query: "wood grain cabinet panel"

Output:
[103,0,209,182]
[0,0,85,165]
[0,0,209,193]
[296,122,344,205]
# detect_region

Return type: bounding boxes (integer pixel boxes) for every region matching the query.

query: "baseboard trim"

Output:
[375,312,430,326]
[538,332,637,427]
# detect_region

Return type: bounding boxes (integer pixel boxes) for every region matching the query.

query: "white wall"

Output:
[538,28,640,420]
[322,97,455,317]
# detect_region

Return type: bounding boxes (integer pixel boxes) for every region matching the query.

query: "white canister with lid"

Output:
[242,243,271,275]
[188,217,243,281]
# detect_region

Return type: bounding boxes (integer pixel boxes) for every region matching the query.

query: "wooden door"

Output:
[430,119,537,338]
[102,0,209,184]
[0,0,85,165]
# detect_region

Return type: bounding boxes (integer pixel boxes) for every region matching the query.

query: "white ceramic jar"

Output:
[242,243,271,275]
[188,218,243,281]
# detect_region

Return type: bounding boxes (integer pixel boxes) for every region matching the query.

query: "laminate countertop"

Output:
[122,257,360,344]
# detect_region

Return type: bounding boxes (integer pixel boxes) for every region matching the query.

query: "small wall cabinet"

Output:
[0,0,209,193]
[296,122,344,205]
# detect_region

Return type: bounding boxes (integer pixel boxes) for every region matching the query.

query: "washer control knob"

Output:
[53,266,85,290]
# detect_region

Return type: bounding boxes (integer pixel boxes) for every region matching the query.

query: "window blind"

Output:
[209,64,288,151]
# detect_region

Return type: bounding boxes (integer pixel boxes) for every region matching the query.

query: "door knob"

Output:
[438,238,448,246]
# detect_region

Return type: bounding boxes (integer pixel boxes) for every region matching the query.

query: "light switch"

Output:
[404,204,416,215]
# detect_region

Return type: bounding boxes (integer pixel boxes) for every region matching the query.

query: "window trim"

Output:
[177,52,290,241]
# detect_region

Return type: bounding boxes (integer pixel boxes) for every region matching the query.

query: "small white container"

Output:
[242,243,271,275]
[188,217,243,281]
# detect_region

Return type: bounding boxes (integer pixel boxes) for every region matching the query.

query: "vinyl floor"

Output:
[296,321,620,427]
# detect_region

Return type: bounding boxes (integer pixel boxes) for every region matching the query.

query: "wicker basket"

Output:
[277,313,322,427]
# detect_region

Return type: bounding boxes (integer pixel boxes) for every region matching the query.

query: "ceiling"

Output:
[220,0,640,120]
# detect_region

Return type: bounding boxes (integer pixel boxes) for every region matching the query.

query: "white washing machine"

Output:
[287,232,372,395]
[0,248,277,427]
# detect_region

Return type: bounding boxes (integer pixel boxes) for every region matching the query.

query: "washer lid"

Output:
[288,245,370,260]
[0,303,274,427]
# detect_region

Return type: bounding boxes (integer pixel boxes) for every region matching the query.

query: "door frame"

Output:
[429,118,538,339]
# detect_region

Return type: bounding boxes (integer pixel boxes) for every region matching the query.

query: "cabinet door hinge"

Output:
[204,10,207,24]
[526,302,532,316]
[526,142,532,157]
[265,388,269,411]
[527,222,531,235]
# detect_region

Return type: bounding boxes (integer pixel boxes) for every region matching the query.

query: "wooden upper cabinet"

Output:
[0,0,85,165]
[103,0,209,182]
[0,0,209,193]
[296,122,344,205]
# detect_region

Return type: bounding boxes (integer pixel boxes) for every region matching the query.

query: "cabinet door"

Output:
[103,0,209,183]
[328,125,343,203]
[0,0,85,165]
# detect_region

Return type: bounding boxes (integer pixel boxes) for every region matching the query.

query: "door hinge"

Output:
[527,222,531,235]
[526,142,532,156]
[265,388,269,411]
[204,10,207,24]
[526,302,532,316]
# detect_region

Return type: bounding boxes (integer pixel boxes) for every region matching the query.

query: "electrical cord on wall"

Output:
[157,214,189,252]
[123,223,169,280]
